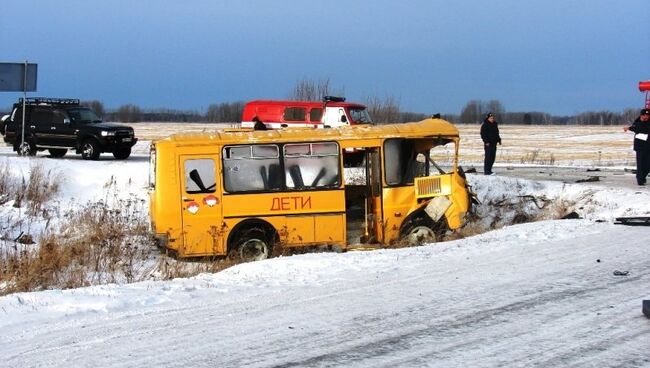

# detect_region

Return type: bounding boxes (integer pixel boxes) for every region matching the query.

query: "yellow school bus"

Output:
[149,117,473,260]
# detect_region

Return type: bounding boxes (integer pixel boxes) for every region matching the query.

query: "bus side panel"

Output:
[151,142,184,253]
[445,172,471,230]
[285,216,315,244]
[221,189,346,247]
[315,214,345,244]
[221,190,345,218]
[381,186,415,243]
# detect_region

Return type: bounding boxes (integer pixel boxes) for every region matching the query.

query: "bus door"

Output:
[179,155,224,256]
[365,148,384,243]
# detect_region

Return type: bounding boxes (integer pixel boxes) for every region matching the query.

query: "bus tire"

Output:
[234,228,272,262]
[400,216,441,246]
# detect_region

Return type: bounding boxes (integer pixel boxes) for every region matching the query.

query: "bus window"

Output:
[384,139,421,186]
[223,144,280,192]
[284,142,340,190]
[185,159,216,194]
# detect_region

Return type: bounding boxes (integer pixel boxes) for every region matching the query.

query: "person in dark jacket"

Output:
[252,116,267,131]
[624,108,650,185]
[480,112,502,175]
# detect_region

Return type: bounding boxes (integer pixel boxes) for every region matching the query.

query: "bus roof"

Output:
[158,118,459,146]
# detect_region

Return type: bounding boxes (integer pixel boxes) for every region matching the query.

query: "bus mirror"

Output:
[341,115,347,123]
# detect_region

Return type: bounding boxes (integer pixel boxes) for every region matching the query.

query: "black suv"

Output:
[0,97,137,160]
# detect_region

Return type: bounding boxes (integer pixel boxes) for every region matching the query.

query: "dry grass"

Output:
[0,161,13,204]
[153,254,238,280]
[0,195,155,295]
[0,165,240,295]
[451,190,576,241]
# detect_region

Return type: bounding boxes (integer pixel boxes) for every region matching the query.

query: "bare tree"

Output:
[116,104,142,123]
[81,100,105,117]
[207,101,245,123]
[459,100,482,124]
[622,108,639,124]
[460,99,506,124]
[366,95,401,124]
[485,100,505,118]
[289,78,343,101]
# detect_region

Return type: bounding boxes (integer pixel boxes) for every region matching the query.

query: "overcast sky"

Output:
[1,0,648,115]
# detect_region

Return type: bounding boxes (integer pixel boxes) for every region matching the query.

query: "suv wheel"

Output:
[81,140,100,160]
[17,140,36,157]
[48,148,67,158]
[112,147,131,160]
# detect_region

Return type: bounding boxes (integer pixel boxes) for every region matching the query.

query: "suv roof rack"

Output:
[18,97,80,106]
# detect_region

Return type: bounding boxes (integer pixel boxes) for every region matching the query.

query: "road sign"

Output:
[0,62,38,92]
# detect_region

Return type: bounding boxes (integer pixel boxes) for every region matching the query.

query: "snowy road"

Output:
[1,221,649,367]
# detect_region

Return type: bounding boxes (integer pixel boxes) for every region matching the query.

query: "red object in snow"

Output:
[640,81,650,108]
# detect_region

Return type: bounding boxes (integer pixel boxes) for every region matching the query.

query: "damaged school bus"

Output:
[149,117,473,260]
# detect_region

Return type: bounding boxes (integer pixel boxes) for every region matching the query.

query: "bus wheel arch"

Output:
[399,211,448,246]
[227,220,278,262]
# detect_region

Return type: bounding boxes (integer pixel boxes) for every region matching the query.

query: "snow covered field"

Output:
[0,127,649,367]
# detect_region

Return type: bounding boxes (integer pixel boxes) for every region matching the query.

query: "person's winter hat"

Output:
[641,108,650,115]
[486,112,495,118]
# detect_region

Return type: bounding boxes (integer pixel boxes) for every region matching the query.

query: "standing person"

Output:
[480,112,502,175]
[623,108,650,186]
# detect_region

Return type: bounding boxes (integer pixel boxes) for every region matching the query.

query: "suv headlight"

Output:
[101,130,116,136]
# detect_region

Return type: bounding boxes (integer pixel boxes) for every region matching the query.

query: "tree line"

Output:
[79,100,241,123]
[457,99,639,125]
[58,78,640,125]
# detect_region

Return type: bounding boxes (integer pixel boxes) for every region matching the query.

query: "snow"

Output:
[0,141,649,367]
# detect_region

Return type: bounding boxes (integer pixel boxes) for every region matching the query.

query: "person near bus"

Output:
[623,108,650,186]
[253,116,267,131]
[480,112,501,175]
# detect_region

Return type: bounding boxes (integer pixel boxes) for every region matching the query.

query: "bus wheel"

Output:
[401,217,438,246]
[236,228,272,262]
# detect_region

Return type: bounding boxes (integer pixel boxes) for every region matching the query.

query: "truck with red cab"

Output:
[241,96,372,130]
